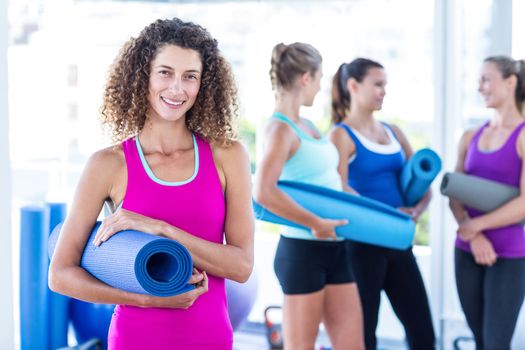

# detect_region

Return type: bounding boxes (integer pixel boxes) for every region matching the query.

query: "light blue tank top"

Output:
[273,112,342,240]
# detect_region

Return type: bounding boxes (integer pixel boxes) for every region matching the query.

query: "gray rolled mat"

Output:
[440,172,525,225]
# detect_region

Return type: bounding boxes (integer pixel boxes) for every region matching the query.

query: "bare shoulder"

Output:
[516,124,525,155]
[264,118,296,140]
[459,128,478,146]
[388,123,408,140]
[88,145,125,172]
[211,140,250,169]
[81,145,126,196]
[329,124,351,143]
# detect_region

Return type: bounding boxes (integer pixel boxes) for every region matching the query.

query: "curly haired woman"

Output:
[49,18,254,349]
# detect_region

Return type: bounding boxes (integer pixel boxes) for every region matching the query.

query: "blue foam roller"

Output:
[254,181,415,249]
[20,206,50,350]
[48,222,194,296]
[45,202,69,349]
[400,148,442,207]
[70,299,115,349]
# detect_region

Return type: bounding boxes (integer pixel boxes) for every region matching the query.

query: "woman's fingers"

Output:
[188,269,204,285]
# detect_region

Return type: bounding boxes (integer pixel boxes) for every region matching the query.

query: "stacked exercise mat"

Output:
[254,149,441,249]
[20,203,69,350]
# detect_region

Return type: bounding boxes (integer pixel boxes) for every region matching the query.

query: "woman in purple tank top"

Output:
[450,56,525,349]
[48,18,254,350]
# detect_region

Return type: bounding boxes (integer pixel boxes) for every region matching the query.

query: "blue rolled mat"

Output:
[48,222,194,297]
[20,206,50,350]
[400,148,442,207]
[253,181,415,249]
[45,202,69,350]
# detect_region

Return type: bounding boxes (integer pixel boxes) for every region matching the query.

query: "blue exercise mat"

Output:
[400,148,442,207]
[48,222,194,297]
[45,203,69,350]
[253,181,415,249]
[20,206,50,350]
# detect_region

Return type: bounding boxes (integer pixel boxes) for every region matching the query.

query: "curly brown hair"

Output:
[100,17,238,145]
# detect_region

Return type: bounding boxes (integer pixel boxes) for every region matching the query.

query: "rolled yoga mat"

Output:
[20,206,50,350]
[440,172,525,225]
[253,181,415,249]
[400,148,442,207]
[48,222,194,296]
[45,202,69,350]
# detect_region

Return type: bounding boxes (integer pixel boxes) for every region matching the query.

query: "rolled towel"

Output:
[440,172,525,225]
[48,222,194,297]
[254,181,415,250]
[400,148,442,207]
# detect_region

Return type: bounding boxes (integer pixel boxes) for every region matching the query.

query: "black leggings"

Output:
[347,241,435,350]
[455,248,525,350]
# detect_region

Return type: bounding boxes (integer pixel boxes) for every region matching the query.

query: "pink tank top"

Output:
[107,134,232,349]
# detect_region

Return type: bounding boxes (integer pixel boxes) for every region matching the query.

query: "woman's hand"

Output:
[457,217,483,242]
[398,207,422,222]
[93,209,166,246]
[470,234,497,266]
[311,218,348,240]
[146,269,209,309]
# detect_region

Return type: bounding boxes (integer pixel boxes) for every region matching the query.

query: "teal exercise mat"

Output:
[253,181,415,249]
[440,172,525,225]
[400,148,442,207]
[48,222,194,296]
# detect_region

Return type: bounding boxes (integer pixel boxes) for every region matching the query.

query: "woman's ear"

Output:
[347,78,358,95]
[506,74,518,92]
[300,71,311,87]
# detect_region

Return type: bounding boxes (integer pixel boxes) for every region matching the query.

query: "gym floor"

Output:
[233,327,410,350]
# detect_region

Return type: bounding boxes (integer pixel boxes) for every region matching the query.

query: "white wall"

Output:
[0,0,15,348]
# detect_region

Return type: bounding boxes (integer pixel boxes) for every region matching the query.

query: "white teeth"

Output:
[162,97,183,106]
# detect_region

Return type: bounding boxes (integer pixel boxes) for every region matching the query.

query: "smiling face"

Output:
[351,67,387,111]
[147,44,203,123]
[478,61,515,109]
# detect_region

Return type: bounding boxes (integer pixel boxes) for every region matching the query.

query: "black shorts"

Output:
[274,235,355,295]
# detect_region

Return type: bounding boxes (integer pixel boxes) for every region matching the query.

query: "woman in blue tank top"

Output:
[254,43,364,350]
[329,58,435,349]
[449,56,525,350]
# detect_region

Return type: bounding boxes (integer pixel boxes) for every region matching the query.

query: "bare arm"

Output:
[48,148,207,308]
[449,130,476,224]
[253,121,346,239]
[328,126,359,194]
[452,128,498,266]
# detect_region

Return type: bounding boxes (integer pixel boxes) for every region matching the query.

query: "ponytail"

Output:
[269,42,322,91]
[331,64,350,124]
